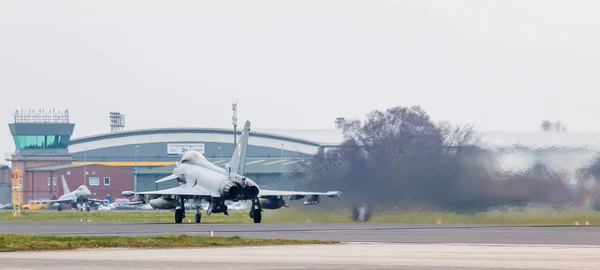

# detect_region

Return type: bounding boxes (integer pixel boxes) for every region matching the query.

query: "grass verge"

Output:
[0,234,338,252]
[2,208,600,225]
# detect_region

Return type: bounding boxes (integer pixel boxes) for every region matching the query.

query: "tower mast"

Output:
[232,100,238,146]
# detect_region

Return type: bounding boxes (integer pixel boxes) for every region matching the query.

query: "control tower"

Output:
[7,109,74,201]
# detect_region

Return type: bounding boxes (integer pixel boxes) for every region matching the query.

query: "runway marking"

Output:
[345,242,600,248]
[244,159,265,165]
[264,160,286,165]
[282,160,300,165]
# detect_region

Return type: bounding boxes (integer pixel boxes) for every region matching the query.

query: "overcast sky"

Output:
[1,0,600,164]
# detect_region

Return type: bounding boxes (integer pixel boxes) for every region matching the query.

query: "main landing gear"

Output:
[175,198,186,224]
[175,198,228,224]
[249,198,262,223]
[78,202,90,212]
[173,198,263,224]
[174,198,203,224]
[195,206,202,223]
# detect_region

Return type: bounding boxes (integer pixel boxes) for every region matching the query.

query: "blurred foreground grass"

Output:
[2,207,600,225]
[0,234,336,252]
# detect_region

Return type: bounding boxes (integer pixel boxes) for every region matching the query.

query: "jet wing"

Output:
[258,189,341,205]
[135,185,215,198]
[155,174,180,183]
[258,189,342,198]
[36,198,74,204]
[88,198,109,204]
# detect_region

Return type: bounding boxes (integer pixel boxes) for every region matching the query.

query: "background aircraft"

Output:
[122,120,341,224]
[39,175,108,211]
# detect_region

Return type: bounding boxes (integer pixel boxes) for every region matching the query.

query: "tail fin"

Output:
[61,175,70,194]
[228,120,251,176]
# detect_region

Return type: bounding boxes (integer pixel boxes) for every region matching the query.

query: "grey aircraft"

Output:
[121,120,341,224]
[39,175,108,212]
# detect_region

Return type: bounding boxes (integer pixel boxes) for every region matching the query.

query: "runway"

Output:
[2,221,600,245]
[2,221,600,269]
[1,242,599,269]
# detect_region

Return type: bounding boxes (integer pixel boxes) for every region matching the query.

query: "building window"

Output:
[89,177,99,186]
[47,177,51,186]
[53,176,57,186]
[13,135,70,149]
[104,177,110,185]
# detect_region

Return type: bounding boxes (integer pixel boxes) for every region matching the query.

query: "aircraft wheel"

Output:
[195,213,201,223]
[175,208,184,224]
[252,209,262,224]
[86,206,90,212]
[57,206,63,212]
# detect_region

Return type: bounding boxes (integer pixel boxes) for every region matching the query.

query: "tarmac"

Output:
[2,221,600,269]
[2,221,600,245]
[1,242,599,269]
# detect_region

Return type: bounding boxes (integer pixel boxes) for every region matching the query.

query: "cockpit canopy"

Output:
[77,185,89,191]
[180,151,206,166]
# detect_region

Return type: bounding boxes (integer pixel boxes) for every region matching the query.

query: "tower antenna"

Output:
[232,99,238,146]
[109,112,125,133]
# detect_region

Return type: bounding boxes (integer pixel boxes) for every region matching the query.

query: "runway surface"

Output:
[2,221,600,245]
[1,242,599,269]
[3,221,600,269]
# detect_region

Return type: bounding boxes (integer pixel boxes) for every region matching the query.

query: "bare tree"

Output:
[541,120,553,131]
[295,105,573,212]
[554,121,567,132]
[540,120,567,132]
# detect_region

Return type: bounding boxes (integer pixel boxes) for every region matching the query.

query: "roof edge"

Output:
[69,127,326,147]
[26,163,131,172]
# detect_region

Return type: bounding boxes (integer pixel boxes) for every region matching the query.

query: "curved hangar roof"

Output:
[67,127,600,156]
[68,127,344,156]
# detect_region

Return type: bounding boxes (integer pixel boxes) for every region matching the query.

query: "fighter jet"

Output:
[121,120,341,224]
[39,175,108,212]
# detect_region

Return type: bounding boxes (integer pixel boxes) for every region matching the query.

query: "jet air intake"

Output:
[219,180,241,199]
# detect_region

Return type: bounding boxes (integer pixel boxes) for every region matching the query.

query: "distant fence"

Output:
[0,183,10,204]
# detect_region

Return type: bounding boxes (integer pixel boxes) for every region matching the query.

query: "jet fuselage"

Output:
[57,185,92,203]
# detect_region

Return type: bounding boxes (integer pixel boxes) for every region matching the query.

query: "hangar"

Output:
[68,127,343,164]
[66,127,343,192]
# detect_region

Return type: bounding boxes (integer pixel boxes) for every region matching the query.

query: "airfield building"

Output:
[0,166,9,204]
[3,110,343,202]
